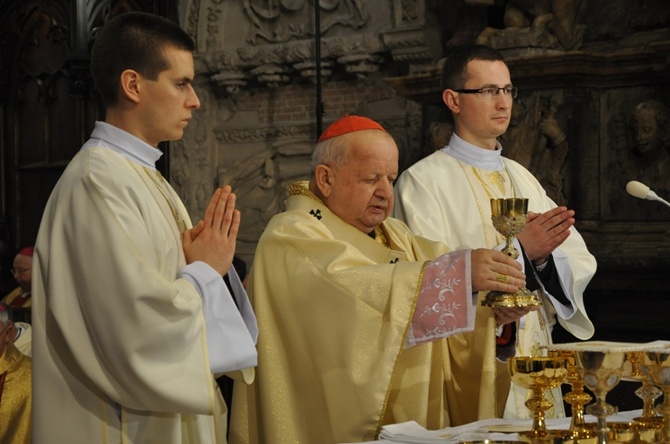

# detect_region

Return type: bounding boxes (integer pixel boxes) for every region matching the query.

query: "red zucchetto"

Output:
[318,115,386,142]
[18,246,33,257]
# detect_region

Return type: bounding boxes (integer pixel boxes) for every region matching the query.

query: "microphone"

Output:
[625,180,670,208]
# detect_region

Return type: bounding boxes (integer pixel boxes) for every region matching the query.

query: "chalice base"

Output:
[481,286,541,308]
[518,428,585,444]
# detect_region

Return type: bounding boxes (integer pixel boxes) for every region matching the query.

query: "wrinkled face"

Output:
[136,47,201,147]
[444,59,513,149]
[322,131,399,233]
[12,254,31,291]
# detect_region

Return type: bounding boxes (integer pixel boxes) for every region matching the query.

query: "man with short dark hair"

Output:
[393,45,596,421]
[32,12,257,443]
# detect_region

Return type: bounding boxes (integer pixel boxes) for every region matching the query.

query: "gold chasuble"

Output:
[230,182,488,444]
[0,342,31,444]
[2,287,30,308]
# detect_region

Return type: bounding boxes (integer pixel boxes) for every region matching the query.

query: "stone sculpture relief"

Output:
[606,98,670,220]
[476,0,587,54]
[500,92,569,205]
[630,100,670,196]
[184,0,436,95]
[214,136,313,259]
[243,0,368,44]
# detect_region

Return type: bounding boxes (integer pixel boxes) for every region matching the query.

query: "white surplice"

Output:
[32,122,258,443]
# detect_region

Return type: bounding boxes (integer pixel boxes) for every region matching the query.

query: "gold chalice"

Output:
[481,198,541,308]
[550,342,629,444]
[547,348,593,439]
[573,349,627,444]
[641,349,670,443]
[622,351,663,424]
[509,356,567,439]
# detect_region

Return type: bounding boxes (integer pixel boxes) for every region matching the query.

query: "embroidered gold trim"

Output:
[142,166,186,232]
[374,226,391,249]
[127,159,186,232]
[289,181,391,250]
[288,181,322,203]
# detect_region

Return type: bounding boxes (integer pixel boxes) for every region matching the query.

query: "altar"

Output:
[347,340,670,444]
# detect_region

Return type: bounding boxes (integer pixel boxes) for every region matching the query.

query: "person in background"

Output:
[230,115,532,444]
[0,302,31,356]
[2,246,33,309]
[31,12,257,444]
[0,302,31,444]
[393,44,596,421]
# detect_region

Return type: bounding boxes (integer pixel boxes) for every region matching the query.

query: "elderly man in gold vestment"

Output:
[0,303,31,443]
[230,115,535,444]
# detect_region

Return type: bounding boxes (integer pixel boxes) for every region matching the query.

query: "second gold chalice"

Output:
[509,356,568,439]
[622,351,663,424]
[481,198,541,308]
[642,349,670,443]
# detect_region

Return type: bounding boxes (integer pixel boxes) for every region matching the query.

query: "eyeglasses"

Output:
[453,86,518,100]
[11,268,31,275]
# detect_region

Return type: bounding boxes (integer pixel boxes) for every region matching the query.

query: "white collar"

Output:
[440,133,504,171]
[82,121,163,170]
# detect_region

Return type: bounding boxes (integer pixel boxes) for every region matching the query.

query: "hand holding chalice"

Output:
[481,198,541,308]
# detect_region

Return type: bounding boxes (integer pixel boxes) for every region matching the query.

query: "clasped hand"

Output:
[182,185,240,276]
[517,206,574,263]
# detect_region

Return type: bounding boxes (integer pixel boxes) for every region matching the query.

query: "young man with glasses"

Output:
[392,44,596,423]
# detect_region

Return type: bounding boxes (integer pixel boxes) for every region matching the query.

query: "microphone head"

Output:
[626,180,650,199]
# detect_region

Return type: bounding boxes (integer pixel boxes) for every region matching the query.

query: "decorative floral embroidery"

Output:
[408,250,473,346]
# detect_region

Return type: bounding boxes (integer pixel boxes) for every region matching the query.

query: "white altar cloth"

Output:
[344,410,644,444]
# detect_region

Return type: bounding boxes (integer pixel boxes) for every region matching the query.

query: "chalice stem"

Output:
[637,379,662,418]
[527,388,551,433]
[564,384,592,436]
[586,397,615,444]
[569,404,586,432]
[658,387,670,444]
[502,235,517,258]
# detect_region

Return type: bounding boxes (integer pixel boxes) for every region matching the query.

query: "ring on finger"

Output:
[496,273,509,283]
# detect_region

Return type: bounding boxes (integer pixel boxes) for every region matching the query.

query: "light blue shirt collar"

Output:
[81,121,163,170]
[440,133,504,171]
